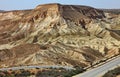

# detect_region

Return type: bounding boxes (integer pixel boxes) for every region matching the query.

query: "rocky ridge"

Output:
[0,3,120,67]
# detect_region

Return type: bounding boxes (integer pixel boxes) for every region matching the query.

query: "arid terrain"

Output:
[0,3,120,68]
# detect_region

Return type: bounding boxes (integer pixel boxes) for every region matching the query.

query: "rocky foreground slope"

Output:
[0,3,120,68]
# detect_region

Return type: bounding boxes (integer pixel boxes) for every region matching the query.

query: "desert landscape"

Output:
[0,3,120,77]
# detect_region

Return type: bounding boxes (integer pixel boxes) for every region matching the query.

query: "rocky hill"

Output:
[0,10,3,11]
[0,3,120,68]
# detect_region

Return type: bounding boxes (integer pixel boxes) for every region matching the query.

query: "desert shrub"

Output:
[64,66,86,77]
[20,70,31,76]
[103,67,120,77]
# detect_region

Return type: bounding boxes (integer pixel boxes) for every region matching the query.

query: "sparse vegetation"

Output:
[0,66,86,77]
[102,66,120,77]
[63,66,86,77]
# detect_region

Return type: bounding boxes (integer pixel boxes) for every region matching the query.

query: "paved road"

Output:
[73,57,120,77]
[0,65,74,71]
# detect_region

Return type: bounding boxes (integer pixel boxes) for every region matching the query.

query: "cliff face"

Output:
[0,3,120,67]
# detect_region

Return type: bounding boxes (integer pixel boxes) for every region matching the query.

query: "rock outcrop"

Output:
[0,3,120,68]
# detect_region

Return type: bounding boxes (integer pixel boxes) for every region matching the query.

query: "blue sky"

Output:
[0,0,120,10]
